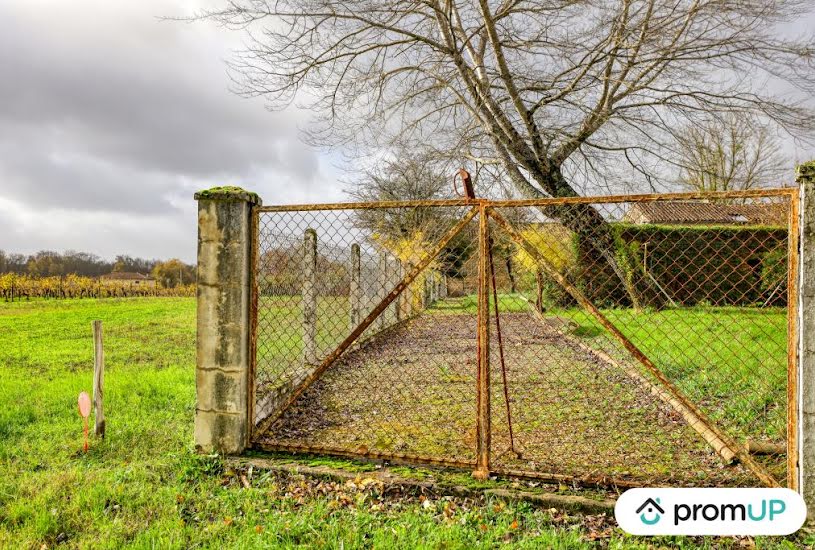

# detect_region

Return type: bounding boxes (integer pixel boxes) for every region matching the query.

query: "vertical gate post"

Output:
[474,203,491,480]
[303,229,318,366]
[350,243,362,329]
[193,186,261,454]
[797,160,815,517]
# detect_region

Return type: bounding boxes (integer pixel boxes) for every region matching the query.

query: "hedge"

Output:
[574,224,788,307]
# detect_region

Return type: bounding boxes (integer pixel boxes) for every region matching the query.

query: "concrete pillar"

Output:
[378,251,389,331]
[303,229,318,365]
[403,261,414,318]
[395,259,404,322]
[797,160,815,517]
[193,186,261,454]
[387,256,399,325]
[349,243,362,330]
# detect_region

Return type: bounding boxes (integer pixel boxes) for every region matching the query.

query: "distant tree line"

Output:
[0,250,195,288]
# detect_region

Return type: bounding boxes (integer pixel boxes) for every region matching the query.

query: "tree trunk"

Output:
[522,165,666,310]
[505,256,517,293]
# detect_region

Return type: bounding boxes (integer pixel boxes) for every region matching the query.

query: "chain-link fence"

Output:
[250,189,798,488]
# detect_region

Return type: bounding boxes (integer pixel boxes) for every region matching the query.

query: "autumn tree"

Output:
[151,259,195,288]
[194,0,815,307]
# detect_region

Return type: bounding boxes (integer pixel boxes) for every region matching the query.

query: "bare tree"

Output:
[675,115,787,192]
[193,0,815,307]
[347,152,452,238]
[347,152,477,277]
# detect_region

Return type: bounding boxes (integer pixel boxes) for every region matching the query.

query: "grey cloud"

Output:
[0,0,335,260]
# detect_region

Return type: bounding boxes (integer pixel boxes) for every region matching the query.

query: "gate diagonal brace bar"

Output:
[487,208,781,489]
[254,206,481,436]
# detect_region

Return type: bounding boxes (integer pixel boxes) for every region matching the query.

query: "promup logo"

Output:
[636,497,664,525]
[615,488,806,536]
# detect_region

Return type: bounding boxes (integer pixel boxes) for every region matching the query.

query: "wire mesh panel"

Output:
[488,191,795,487]
[252,204,482,466]
[249,189,797,488]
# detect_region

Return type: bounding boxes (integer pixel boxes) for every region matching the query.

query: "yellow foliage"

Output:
[0,273,195,299]
[513,224,576,275]
[373,231,438,310]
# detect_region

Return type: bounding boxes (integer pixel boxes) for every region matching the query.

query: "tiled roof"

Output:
[623,201,788,226]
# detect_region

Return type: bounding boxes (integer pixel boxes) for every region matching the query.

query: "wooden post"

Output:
[350,244,362,330]
[303,229,318,366]
[474,203,491,480]
[92,320,105,438]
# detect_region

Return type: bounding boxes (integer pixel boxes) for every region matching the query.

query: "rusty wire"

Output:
[250,189,797,489]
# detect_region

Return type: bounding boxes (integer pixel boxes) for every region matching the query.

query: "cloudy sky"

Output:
[1,1,813,263]
[0,0,345,263]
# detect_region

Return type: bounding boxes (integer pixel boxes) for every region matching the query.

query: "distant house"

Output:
[99,272,156,288]
[623,201,788,226]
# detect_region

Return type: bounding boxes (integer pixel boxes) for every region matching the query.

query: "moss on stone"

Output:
[194,186,262,205]
[797,160,815,181]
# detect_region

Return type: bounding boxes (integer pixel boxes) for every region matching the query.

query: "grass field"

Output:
[0,298,805,548]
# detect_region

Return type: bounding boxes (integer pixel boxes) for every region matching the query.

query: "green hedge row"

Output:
[575,224,788,307]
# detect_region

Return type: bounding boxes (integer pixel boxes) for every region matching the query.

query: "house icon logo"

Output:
[636,497,665,525]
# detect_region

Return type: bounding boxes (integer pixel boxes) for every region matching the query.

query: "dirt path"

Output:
[257,311,759,486]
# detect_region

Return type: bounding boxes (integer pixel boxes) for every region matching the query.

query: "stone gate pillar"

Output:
[193,186,262,454]
[797,161,815,519]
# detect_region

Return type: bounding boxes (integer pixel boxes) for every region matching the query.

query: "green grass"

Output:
[549,305,787,440]
[0,298,805,548]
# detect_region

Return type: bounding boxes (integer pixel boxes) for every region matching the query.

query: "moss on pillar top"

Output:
[194,186,262,206]
[797,161,815,183]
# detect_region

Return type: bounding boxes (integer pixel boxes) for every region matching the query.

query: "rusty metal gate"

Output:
[249,188,799,489]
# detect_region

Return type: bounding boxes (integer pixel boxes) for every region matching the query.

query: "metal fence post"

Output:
[474,203,491,480]
[797,160,815,518]
[193,186,261,454]
[350,243,361,330]
[303,229,318,366]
